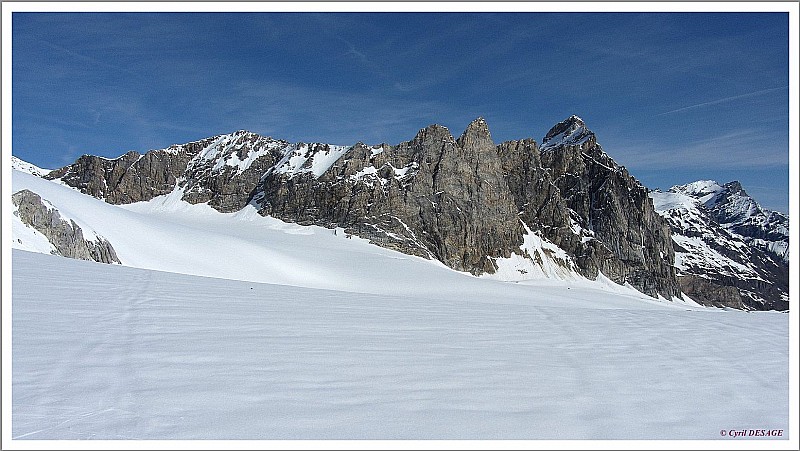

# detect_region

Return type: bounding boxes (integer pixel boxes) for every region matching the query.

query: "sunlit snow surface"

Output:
[11,251,789,440]
[10,156,50,177]
[10,170,790,440]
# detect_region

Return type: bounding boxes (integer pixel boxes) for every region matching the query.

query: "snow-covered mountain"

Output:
[672,180,788,262]
[651,181,789,310]
[7,129,792,439]
[10,117,789,310]
[9,165,790,439]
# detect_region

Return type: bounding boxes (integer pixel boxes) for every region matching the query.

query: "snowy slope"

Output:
[273,142,351,178]
[11,249,789,440]
[181,130,292,176]
[670,180,789,262]
[10,156,50,177]
[176,130,352,180]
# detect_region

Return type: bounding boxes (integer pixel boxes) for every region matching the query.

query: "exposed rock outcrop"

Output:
[46,150,185,204]
[677,275,746,310]
[12,189,120,264]
[258,119,526,274]
[44,131,294,212]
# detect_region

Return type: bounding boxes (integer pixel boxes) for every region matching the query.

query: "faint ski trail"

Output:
[12,408,116,439]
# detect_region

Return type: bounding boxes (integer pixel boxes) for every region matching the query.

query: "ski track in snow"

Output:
[11,250,788,440]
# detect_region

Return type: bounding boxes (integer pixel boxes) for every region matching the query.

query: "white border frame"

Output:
[2,2,797,450]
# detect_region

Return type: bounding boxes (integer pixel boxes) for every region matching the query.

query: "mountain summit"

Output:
[456,117,493,150]
[541,115,595,151]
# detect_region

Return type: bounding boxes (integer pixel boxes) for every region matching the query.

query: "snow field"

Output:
[11,250,789,440]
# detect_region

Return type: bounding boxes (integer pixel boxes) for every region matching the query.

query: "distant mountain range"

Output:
[11,116,789,310]
[652,181,788,310]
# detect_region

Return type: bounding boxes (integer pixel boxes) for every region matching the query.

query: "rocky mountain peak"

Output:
[723,180,746,196]
[671,180,723,199]
[413,124,455,145]
[463,117,489,134]
[456,117,494,150]
[671,180,751,207]
[540,115,595,151]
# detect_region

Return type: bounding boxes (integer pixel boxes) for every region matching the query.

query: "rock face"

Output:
[516,116,680,299]
[704,181,789,263]
[44,131,296,212]
[651,181,789,311]
[40,116,698,300]
[258,119,525,274]
[676,275,746,310]
[12,189,120,264]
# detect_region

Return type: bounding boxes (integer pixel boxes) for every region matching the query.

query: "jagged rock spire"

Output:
[457,117,494,150]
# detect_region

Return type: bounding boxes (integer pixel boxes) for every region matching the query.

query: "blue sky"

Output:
[11,11,790,212]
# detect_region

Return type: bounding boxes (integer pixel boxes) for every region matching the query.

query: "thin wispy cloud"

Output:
[334,37,416,93]
[230,80,445,145]
[608,129,787,171]
[21,112,93,130]
[338,38,370,65]
[657,86,788,116]
[38,39,140,77]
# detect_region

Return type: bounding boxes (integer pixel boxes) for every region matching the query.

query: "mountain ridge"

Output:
[12,116,789,309]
